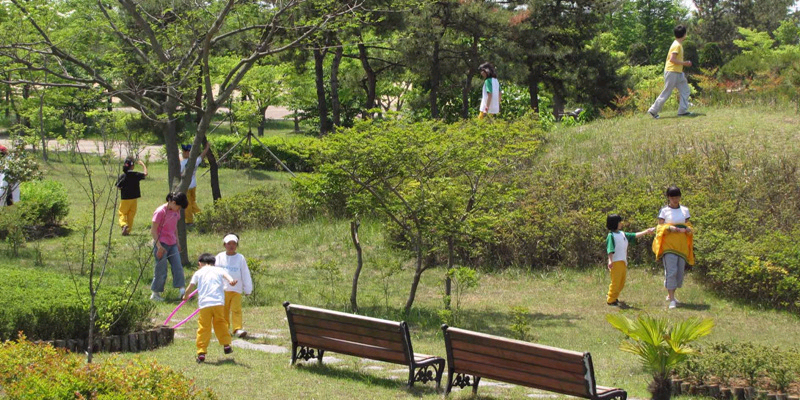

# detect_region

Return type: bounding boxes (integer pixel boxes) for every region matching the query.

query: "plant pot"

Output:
[774,394,787,400]
[682,382,692,394]
[734,387,746,400]
[744,387,757,400]
[756,390,769,400]
[721,387,732,400]
[708,384,721,398]
[671,379,683,396]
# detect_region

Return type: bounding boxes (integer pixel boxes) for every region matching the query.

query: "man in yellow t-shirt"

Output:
[647,25,692,119]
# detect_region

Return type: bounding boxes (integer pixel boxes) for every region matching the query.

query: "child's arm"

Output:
[241,259,253,295]
[200,142,210,160]
[636,227,656,237]
[607,253,613,270]
[223,271,238,287]
[139,160,148,177]
[183,283,196,301]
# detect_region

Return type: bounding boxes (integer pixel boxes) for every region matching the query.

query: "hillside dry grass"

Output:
[3,104,800,399]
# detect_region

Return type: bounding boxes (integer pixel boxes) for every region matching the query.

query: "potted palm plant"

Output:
[607,314,714,400]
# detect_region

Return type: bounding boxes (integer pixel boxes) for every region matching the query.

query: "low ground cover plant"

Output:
[194,185,298,234]
[0,335,216,399]
[209,134,318,173]
[675,341,800,395]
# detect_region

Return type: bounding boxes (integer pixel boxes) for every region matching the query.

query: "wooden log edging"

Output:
[671,379,800,400]
[34,326,174,354]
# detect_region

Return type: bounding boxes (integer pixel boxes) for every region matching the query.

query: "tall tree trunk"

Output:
[205,136,221,201]
[38,93,48,161]
[357,42,377,118]
[313,47,329,136]
[330,44,343,127]
[527,60,540,112]
[429,41,441,119]
[21,84,30,128]
[349,219,363,312]
[552,80,565,121]
[461,34,480,119]
[445,237,454,310]
[258,105,267,137]
[403,236,425,315]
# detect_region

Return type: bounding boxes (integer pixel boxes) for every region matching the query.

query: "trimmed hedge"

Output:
[195,184,298,234]
[0,336,216,399]
[0,264,154,341]
[209,134,319,172]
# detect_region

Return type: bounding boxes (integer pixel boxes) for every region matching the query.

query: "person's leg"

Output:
[648,72,680,116]
[197,307,212,356]
[165,243,185,289]
[606,261,627,304]
[224,291,233,328]
[229,292,243,333]
[127,198,138,230]
[676,73,691,115]
[118,199,134,228]
[674,255,687,298]
[210,305,233,348]
[664,253,680,303]
[185,187,199,224]
[150,243,169,293]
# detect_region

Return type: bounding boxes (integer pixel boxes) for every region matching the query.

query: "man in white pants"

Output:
[648,25,692,119]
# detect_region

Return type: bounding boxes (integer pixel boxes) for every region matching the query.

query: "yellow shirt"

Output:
[664,40,684,73]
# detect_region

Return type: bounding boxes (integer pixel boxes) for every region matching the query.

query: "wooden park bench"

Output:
[283,302,445,389]
[441,325,627,399]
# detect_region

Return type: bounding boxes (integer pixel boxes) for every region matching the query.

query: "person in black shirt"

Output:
[116,156,148,236]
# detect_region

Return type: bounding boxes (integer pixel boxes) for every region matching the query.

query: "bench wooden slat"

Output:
[454,359,590,398]
[451,347,586,383]
[295,333,409,364]
[288,305,401,332]
[291,322,406,352]
[291,315,404,343]
[447,327,585,363]
[450,339,586,374]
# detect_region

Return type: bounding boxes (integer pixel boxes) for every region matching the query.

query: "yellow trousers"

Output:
[606,261,627,304]
[118,198,138,228]
[224,291,243,332]
[185,187,201,223]
[196,305,232,355]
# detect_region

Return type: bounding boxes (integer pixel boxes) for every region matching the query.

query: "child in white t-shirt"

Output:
[657,185,694,309]
[605,214,655,306]
[215,233,253,338]
[183,253,237,363]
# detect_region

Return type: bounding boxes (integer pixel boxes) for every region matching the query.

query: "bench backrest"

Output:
[443,326,598,399]
[284,302,413,365]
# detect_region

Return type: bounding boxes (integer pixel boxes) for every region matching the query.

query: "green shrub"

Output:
[0,264,154,341]
[0,336,217,399]
[209,134,319,172]
[195,184,297,234]
[19,179,70,226]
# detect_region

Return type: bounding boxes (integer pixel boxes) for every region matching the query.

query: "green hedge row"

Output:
[209,134,319,173]
[0,264,153,341]
[194,184,298,234]
[0,337,216,399]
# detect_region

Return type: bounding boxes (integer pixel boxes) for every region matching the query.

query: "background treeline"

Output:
[1,0,799,142]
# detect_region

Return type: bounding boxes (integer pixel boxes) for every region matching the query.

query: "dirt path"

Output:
[0,138,165,161]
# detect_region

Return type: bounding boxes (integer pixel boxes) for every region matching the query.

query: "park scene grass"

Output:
[2,103,800,399]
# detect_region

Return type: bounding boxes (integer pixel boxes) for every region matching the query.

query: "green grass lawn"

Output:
[4,104,800,399]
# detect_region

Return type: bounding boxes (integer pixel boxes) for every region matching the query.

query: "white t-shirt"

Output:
[0,172,20,206]
[180,157,202,189]
[609,231,630,263]
[658,205,690,224]
[216,252,253,294]
[479,78,500,114]
[190,266,229,309]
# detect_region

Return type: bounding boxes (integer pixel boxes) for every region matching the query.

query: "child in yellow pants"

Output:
[605,214,655,306]
[115,157,147,236]
[183,253,238,363]
[216,233,253,338]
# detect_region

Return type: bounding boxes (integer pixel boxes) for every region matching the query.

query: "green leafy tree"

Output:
[606,314,714,400]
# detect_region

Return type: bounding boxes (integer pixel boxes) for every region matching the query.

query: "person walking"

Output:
[648,25,692,119]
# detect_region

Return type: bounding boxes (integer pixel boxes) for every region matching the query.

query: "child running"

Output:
[605,214,655,306]
[215,234,253,338]
[183,253,237,363]
[115,157,147,236]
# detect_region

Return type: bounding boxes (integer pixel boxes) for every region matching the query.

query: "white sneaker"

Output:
[179,287,186,298]
[150,292,164,302]
[234,330,247,338]
[669,300,678,309]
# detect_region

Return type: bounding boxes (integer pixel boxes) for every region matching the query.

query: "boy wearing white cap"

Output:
[215,233,253,337]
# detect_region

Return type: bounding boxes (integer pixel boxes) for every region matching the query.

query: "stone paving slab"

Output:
[231,339,287,354]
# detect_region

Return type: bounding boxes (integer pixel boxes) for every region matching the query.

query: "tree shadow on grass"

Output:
[294,363,441,397]
[356,305,582,338]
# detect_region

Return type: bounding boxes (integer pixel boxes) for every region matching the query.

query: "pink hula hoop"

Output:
[164,289,198,325]
[171,308,201,329]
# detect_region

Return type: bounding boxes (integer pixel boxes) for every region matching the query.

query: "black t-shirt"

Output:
[116,171,146,200]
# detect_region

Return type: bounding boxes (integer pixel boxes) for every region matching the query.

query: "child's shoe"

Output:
[196,354,205,363]
[150,292,164,302]
[223,345,233,354]
[669,300,678,309]
[606,300,619,306]
[179,287,186,298]
[234,329,247,338]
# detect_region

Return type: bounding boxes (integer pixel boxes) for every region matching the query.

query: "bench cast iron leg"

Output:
[472,376,481,395]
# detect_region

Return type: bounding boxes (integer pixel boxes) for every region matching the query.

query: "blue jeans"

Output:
[150,242,185,292]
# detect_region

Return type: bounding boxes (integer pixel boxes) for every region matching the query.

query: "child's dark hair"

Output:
[166,192,189,209]
[606,214,622,231]
[665,185,682,197]
[123,157,135,172]
[479,62,497,78]
[674,25,687,39]
[198,253,215,265]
